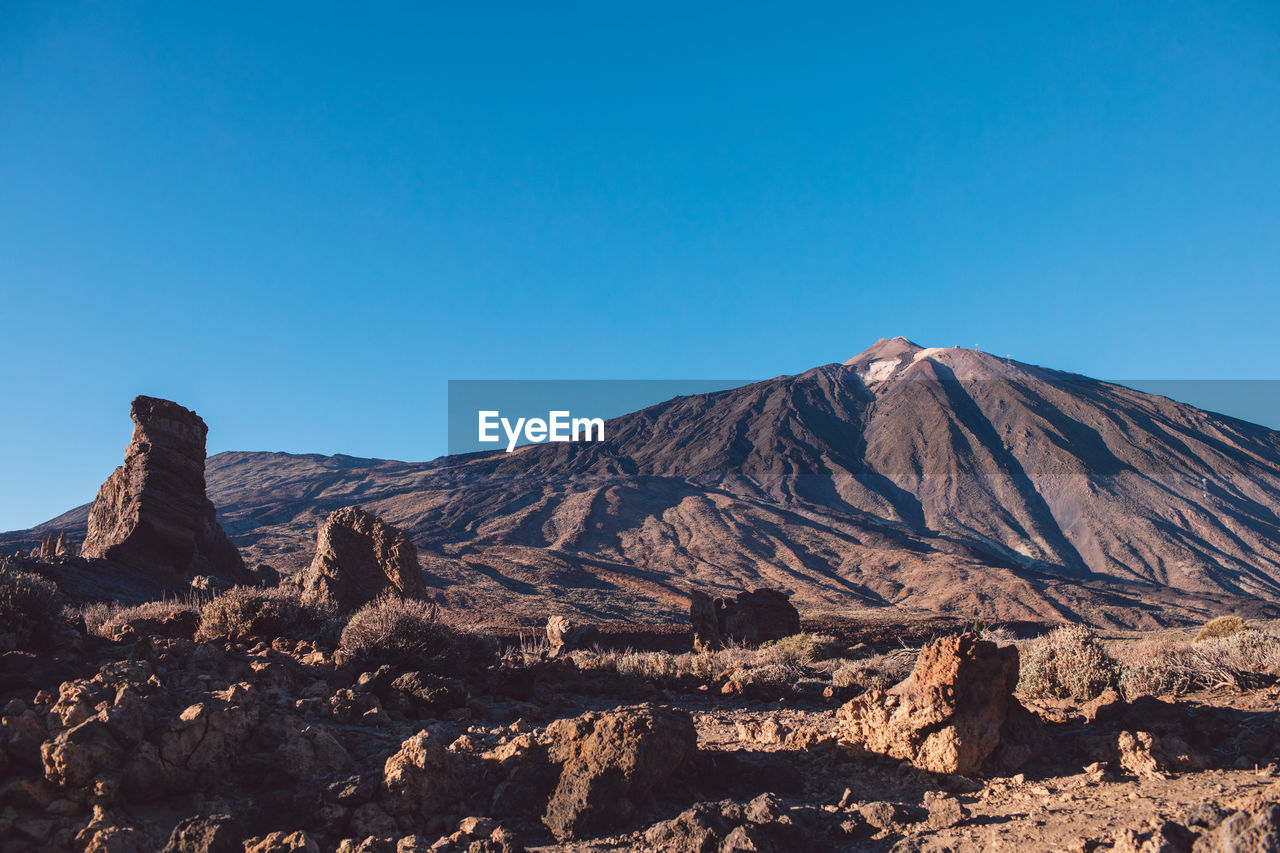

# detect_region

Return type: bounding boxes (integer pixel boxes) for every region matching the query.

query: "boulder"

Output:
[80,396,248,585]
[545,616,598,656]
[543,705,697,841]
[836,633,1039,775]
[1193,801,1280,852]
[159,813,241,853]
[690,588,800,651]
[297,507,427,611]
[381,730,467,818]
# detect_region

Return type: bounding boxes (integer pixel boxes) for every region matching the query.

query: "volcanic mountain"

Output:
[8,339,1280,628]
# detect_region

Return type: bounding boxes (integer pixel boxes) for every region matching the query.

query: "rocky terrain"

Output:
[7,340,1280,628]
[3,569,1279,852]
[2,344,1280,851]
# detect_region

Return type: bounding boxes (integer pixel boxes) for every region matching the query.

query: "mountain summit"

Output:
[7,343,1280,627]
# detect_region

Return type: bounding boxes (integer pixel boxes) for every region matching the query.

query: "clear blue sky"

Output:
[2,1,1278,530]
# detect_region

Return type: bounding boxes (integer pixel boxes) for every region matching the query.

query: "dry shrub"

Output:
[1114,629,1280,697]
[1196,616,1247,642]
[0,559,64,648]
[725,661,799,693]
[1112,637,1193,698]
[77,600,123,637]
[1018,624,1118,700]
[83,598,201,639]
[832,647,917,691]
[197,586,337,643]
[338,595,494,676]
[759,632,843,665]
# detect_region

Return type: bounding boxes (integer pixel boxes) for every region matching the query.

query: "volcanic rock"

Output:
[836,633,1038,775]
[297,507,427,611]
[543,704,697,841]
[80,396,247,585]
[381,730,466,819]
[691,588,801,651]
[545,616,598,655]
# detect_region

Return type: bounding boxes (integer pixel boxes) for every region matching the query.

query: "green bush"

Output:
[0,558,65,649]
[1018,624,1118,700]
[197,586,337,643]
[338,596,494,676]
[1196,616,1247,642]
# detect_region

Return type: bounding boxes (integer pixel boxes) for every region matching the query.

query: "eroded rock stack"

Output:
[80,396,247,585]
[836,633,1042,775]
[36,532,73,558]
[298,506,428,611]
[690,588,801,651]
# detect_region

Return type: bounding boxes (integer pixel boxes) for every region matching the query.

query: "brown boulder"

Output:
[81,396,248,585]
[543,705,697,841]
[298,507,427,611]
[381,730,467,818]
[836,633,1038,775]
[545,616,598,656]
[690,588,800,651]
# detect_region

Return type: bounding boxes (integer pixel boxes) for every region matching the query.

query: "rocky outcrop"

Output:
[690,588,801,651]
[38,533,72,558]
[543,705,697,841]
[836,634,1040,775]
[297,507,427,611]
[80,396,247,585]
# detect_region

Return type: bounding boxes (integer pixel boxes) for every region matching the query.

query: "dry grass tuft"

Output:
[831,647,918,691]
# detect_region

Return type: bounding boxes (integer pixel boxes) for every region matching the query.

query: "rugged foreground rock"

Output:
[297,507,428,611]
[79,396,248,586]
[837,633,1042,775]
[2,584,1280,853]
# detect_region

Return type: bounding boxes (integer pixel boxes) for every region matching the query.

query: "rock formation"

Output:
[298,506,427,611]
[836,633,1041,775]
[80,396,247,585]
[690,588,801,651]
[543,705,698,840]
[545,615,598,656]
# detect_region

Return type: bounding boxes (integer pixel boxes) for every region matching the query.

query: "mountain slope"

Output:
[7,339,1280,628]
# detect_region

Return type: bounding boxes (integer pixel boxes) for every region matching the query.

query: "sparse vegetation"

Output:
[831,647,918,691]
[1196,615,1247,642]
[80,597,203,639]
[197,585,338,643]
[758,632,843,664]
[1018,624,1119,700]
[1111,628,1280,697]
[0,557,65,648]
[338,595,495,675]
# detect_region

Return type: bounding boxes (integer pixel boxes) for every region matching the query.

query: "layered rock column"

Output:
[81,396,247,584]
